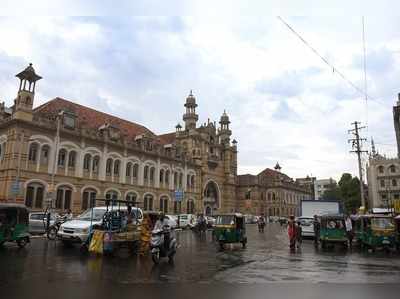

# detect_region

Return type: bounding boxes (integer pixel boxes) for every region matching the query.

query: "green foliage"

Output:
[321,173,361,213]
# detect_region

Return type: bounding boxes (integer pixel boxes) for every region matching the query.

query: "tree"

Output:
[321,173,361,214]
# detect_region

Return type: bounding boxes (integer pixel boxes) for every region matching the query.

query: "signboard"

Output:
[10,180,22,195]
[174,190,184,202]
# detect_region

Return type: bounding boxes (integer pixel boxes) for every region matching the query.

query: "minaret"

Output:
[13,63,42,121]
[393,93,400,158]
[371,137,376,157]
[219,110,232,145]
[183,90,198,130]
[274,162,281,172]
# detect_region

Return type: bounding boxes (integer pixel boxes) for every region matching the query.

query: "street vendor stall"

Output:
[84,198,142,256]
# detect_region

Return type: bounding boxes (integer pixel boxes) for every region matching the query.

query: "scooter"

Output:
[46,215,67,240]
[150,225,177,264]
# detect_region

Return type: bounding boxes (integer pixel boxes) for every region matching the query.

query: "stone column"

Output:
[155,158,161,188]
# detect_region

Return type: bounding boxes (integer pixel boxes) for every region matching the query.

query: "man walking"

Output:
[345,214,353,248]
[313,215,320,247]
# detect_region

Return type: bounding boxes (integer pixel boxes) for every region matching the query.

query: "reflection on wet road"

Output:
[1,223,400,285]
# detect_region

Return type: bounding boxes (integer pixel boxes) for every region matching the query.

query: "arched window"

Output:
[56,185,72,210]
[150,167,155,184]
[132,164,138,178]
[82,188,97,210]
[83,154,91,171]
[179,173,183,188]
[58,149,67,167]
[165,170,170,184]
[160,169,164,184]
[159,196,169,213]
[186,199,194,214]
[28,143,38,162]
[40,145,50,165]
[174,172,178,188]
[190,175,195,190]
[68,151,76,168]
[143,194,153,211]
[126,162,132,177]
[186,174,190,189]
[25,183,44,208]
[106,158,113,175]
[390,165,396,173]
[144,165,149,180]
[92,156,100,173]
[392,179,397,187]
[378,166,384,174]
[126,192,137,202]
[105,190,119,201]
[114,160,120,176]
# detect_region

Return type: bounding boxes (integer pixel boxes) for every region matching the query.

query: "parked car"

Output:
[29,212,58,234]
[58,206,143,245]
[165,215,178,228]
[178,214,197,229]
[296,217,314,238]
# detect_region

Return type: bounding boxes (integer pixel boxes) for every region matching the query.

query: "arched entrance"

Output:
[203,180,220,214]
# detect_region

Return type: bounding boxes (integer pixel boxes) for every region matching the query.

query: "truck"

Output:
[298,200,341,238]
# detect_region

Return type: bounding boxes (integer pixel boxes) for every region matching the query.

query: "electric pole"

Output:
[348,121,368,210]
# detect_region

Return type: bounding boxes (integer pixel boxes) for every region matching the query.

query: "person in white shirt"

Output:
[345,215,353,248]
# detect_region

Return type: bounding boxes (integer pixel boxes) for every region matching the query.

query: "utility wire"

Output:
[277,16,383,105]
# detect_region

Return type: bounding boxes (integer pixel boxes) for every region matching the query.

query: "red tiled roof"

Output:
[34,97,156,140]
[258,168,292,181]
[158,132,176,145]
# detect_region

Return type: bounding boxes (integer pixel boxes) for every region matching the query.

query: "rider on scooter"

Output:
[154,213,173,250]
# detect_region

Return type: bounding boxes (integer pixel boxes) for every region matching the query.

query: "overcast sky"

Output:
[0,14,399,181]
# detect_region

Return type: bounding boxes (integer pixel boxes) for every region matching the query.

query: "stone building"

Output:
[237,163,313,217]
[0,64,238,216]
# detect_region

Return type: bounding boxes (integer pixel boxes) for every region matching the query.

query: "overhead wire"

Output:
[276,16,385,106]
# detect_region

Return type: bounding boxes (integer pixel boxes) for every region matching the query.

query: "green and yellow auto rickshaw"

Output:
[0,203,30,248]
[354,214,396,252]
[319,214,348,249]
[213,213,247,250]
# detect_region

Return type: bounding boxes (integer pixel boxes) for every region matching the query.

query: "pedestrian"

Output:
[65,209,73,221]
[288,215,296,250]
[345,214,353,248]
[296,220,302,249]
[313,215,320,247]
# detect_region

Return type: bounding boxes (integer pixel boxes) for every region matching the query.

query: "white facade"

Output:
[314,178,336,200]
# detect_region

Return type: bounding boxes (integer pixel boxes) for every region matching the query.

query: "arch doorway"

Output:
[203,180,219,213]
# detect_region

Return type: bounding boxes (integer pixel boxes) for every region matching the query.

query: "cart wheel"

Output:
[47,227,58,240]
[17,237,28,248]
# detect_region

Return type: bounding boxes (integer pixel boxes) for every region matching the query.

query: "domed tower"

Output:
[219,110,232,145]
[13,63,42,121]
[183,90,198,130]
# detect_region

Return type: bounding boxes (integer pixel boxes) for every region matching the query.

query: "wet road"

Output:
[1,223,400,286]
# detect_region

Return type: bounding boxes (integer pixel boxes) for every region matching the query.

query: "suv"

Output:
[178,214,197,229]
[57,206,143,245]
[296,217,314,238]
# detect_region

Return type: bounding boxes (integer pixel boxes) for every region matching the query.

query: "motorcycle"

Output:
[150,225,177,264]
[47,214,68,240]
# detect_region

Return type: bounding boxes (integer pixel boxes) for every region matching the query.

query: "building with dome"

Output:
[0,64,238,215]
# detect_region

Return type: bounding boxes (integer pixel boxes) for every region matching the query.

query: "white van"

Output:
[178,214,197,229]
[296,216,314,238]
[57,206,143,245]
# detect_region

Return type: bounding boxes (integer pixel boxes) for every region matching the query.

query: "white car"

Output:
[29,212,58,234]
[57,206,143,245]
[165,215,178,228]
[178,214,197,229]
[297,217,315,238]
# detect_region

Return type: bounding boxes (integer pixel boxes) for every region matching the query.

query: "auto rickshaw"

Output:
[354,214,396,252]
[213,213,247,250]
[0,203,30,248]
[393,215,400,251]
[319,214,348,249]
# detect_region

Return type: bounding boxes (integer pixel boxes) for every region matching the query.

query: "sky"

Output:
[0,13,399,182]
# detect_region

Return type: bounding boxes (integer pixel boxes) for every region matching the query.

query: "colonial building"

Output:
[0,64,238,216]
[237,163,313,217]
[366,93,400,211]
